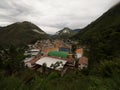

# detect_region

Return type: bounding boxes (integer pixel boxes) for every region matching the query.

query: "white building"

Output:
[35,57,67,71]
[24,49,40,56]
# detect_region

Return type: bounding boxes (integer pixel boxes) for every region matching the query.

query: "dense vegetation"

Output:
[0,46,120,90]
[0,21,48,46]
[0,3,120,90]
[72,2,120,65]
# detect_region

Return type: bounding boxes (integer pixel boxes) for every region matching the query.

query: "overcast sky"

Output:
[0,0,120,34]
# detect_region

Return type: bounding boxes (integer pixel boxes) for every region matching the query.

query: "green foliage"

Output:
[71,44,77,53]
[0,3,120,90]
[92,58,120,78]
[72,3,120,65]
[0,45,25,75]
[50,61,63,69]
[0,21,48,46]
[0,62,120,90]
[42,63,47,74]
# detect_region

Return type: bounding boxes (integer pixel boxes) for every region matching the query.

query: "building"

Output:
[24,55,41,68]
[24,49,40,56]
[30,49,40,56]
[54,40,65,47]
[59,47,70,53]
[35,57,67,71]
[78,57,88,69]
[75,48,83,59]
[43,48,59,55]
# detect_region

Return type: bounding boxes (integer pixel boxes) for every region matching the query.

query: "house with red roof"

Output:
[78,57,88,69]
[75,48,83,59]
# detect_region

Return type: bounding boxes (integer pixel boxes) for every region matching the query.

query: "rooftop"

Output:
[76,48,83,53]
[35,57,67,70]
[30,49,40,52]
[79,57,88,65]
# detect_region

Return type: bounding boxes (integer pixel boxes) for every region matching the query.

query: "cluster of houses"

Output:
[23,39,88,73]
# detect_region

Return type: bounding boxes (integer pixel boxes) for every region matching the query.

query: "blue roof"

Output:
[59,47,70,53]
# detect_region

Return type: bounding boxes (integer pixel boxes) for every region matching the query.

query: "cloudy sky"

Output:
[0,0,120,34]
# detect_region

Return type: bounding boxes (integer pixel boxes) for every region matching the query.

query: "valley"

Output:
[23,39,87,74]
[0,2,120,90]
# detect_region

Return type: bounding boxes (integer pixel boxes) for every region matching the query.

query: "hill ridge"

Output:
[0,21,48,46]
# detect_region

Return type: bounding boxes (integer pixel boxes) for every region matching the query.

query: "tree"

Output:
[50,61,63,70]
[71,44,77,53]
[42,63,47,74]
[0,45,25,75]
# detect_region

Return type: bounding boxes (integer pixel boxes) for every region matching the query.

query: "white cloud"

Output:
[0,0,120,34]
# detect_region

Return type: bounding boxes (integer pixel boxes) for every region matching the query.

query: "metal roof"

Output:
[35,57,67,70]
[24,57,34,63]
[30,49,40,52]
[59,47,70,53]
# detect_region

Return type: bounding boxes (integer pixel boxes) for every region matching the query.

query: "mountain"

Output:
[53,27,77,39]
[0,26,2,30]
[0,21,48,46]
[73,29,81,32]
[72,3,120,64]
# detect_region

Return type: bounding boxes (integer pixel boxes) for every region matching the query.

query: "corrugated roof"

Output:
[30,49,40,52]
[35,57,67,70]
[25,55,41,64]
[24,57,34,63]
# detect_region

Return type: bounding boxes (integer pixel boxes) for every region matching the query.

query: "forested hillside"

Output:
[0,2,120,90]
[0,21,48,46]
[72,3,120,64]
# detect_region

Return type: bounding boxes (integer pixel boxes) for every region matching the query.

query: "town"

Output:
[24,39,88,75]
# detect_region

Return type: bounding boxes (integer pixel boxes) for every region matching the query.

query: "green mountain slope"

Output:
[0,21,48,46]
[72,3,120,64]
